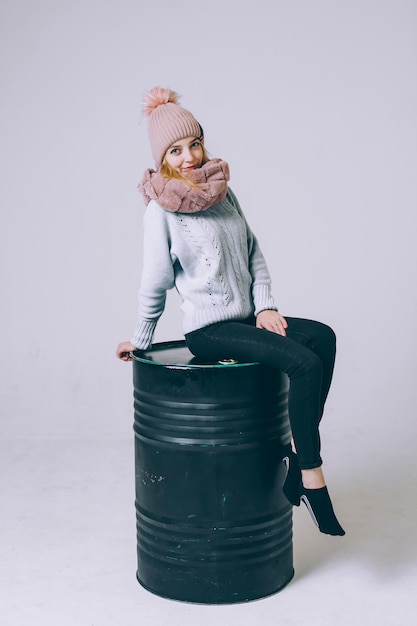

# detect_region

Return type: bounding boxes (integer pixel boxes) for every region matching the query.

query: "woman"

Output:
[116,87,345,537]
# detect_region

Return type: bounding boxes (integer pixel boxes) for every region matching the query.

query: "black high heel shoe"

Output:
[282,449,301,506]
[300,485,345,536]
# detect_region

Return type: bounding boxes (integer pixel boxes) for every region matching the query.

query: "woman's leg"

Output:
[186,317,345,536]
[186,316,333,470]
[284,318,337,488]
[285,317,336,423]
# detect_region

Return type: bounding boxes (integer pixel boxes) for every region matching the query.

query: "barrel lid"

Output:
[131,340,258,369]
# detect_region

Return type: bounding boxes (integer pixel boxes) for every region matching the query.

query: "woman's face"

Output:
[164,136,204,175]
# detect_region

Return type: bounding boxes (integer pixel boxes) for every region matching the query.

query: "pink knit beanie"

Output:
[143,87,203,167]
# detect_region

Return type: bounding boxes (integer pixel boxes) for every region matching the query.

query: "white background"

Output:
[1,0,416,441]
[1,1,416,624]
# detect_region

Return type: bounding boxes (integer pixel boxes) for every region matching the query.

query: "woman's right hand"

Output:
[116,341,136,361]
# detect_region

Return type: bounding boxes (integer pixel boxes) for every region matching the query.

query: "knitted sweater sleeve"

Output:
[130,202,176,350]
[227,189,278,315]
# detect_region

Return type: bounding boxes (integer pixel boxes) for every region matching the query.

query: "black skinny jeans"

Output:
[185,316,336,470]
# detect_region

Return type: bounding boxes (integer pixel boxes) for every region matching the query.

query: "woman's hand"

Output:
[256,310,288,336]
[116,341,137,361]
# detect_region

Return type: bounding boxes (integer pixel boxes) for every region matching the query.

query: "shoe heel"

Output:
[282,451,301,506]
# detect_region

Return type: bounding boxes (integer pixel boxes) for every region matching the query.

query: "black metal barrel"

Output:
[132,340,293,604]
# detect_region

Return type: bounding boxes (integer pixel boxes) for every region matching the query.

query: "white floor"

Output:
[2,434,416,626]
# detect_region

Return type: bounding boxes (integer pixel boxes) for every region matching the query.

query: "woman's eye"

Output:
[170,148,180,155]
[191,142,201,148]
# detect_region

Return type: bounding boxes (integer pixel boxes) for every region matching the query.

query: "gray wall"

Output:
[1,1,416,464]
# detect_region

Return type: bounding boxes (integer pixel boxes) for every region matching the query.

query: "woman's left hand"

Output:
[256,310,288,336]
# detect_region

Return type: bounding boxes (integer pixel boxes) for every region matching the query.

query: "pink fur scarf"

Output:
[138,159,230,213]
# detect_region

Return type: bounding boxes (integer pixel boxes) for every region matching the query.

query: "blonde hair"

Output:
[160,144,210,188]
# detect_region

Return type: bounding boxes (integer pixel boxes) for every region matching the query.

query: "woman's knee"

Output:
[318,322,336,349]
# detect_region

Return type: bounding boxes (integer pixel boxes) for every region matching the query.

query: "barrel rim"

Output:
[131,340,259,369]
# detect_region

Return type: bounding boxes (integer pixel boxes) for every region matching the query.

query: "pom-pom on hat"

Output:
[143,87,203,167]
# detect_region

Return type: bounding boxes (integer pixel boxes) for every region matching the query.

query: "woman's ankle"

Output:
[301,467,326,489]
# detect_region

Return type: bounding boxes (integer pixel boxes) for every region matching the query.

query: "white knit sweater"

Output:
[130,189,277,350]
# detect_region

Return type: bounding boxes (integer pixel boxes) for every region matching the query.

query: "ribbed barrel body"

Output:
[132,341,293,604]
